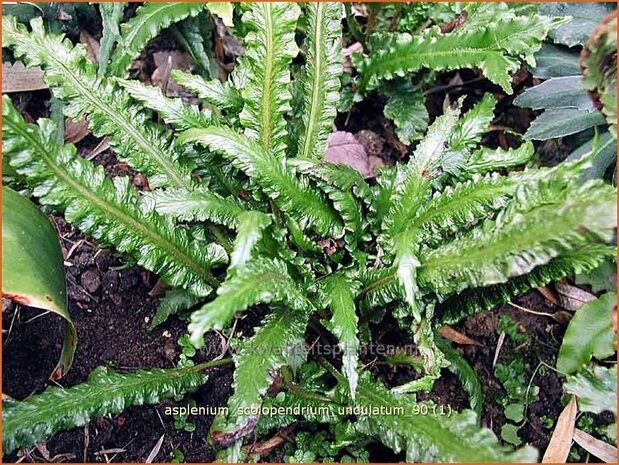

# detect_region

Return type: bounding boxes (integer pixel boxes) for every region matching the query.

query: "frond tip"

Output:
[2,365,207,454]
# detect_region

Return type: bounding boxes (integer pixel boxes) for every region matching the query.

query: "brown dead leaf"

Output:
[573,428,617,463]
[2,61,47,93]
[542,395,577,463]
[79,29,100,63]
[538,286,560,305]
[439,11,469,34]
[151,51,192,96]
[325,131,373,178]
[85,138,110,161]
[65,118,90,144]
[555,281,596,311]
[439,326,483,346]
[342,42,363,73]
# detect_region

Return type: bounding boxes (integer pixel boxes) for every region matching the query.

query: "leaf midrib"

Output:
[7,119,218,289]
[260,3,275,153]
[300,2,325,160]
[36,39,191,190]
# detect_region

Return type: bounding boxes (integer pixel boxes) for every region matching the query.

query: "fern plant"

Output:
[344,2,568,144]
[2,3,617,461]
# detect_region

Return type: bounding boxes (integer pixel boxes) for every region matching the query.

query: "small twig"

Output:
[492,332,506,368]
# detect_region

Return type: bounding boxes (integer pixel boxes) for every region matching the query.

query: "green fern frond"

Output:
[149,288,202,330]
[98,2,126,76]
[3,16,193,190]
[420,179,616,297]
[354,5,564,93]
[188,259,311,345]
[117,79,213,131]
[180,126,343,237]
[230,211,272,269]
[296,2,342,160]
[233,2,301,158]
[322,275,360,398]
[382,105,461,239]
[465,143,535,177]
[336,371,537,462]
[436,244,616,326]
[449,94,497,152]
[144,189,246,232]
[2,97,224,295]
[171,70,244,112]
[435,336,483,419]
[109,2,208,76]
[215,305,309,440]
[2,365,207,454]
[413,173,517,241]
[394,230,422,320]
[289,158,373,206]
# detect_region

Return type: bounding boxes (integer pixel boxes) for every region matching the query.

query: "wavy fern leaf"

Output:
[171,70,243,112]
[188,259,311,345]
[2,365,206,454]
[464,143,534,177]
[436,244,616,326]
[2,98,224,295]
[296,2,342,159]
[419,179,617,297]
[337,372,537,462]
[382,105,461,239]
[3,17,193,190]
[435,336,482,419]
[322,275,360,398]
[230,211,272,269]
[117,78,212,131]
[355,5,564,93]
[413,173,517,241]
[149,288,202,330]
[144,188,246,228]
[233,2,301,158]
[214,305,309,440]
[450,94,497,152]
[98,2,126,76]
[180,126,343,237]
[109,2,208,76]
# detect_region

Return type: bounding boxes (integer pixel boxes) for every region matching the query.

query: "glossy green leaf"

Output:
[2,186,77,380]
[565,365,617,415]
[523,108,606,140]
[514,76,596,112]
[557,293,617,375]
[540,2,615,47]
[531,43,580,79]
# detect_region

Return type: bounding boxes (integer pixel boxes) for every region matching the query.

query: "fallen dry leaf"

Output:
[555,281,596,311]
[65,118,90,144]
[538,286,560,305]
[439,326,483,346]
[79,29,100,63]
[2,61,47,93]
[542,395,577,463]
[573,428,617,463]
[325,131,373,178]
[151,50,192,96]
[342,42,363,73]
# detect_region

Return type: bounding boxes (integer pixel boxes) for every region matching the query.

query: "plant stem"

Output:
[194,357,234,372]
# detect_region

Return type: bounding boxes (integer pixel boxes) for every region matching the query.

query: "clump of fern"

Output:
[2,2,616,462]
